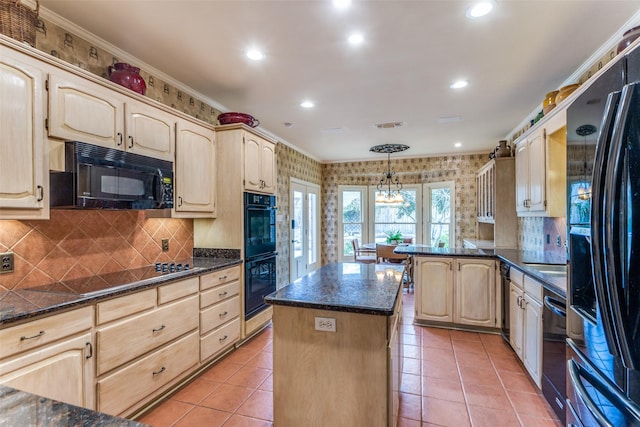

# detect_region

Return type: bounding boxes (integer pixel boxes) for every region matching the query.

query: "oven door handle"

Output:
[543,296,566,318]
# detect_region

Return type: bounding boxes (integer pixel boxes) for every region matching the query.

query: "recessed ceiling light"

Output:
[454,142,462,148]
[246,49,264,61]
[300,101,315,108]
[348,33,364,45]
[466,1,495,19]
[333,0,351,9]
[450,80,469,89]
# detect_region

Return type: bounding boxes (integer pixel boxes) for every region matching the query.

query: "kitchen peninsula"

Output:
[265,263,404,427]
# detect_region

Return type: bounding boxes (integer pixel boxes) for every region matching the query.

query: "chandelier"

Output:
[370,143,410,204]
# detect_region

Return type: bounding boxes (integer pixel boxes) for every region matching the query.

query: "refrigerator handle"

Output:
[604,82,639,370]
[568,358,640,427]
[591,90,623,358]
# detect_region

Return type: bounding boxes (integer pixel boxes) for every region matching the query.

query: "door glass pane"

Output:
[293,190,303,258]
[308,193,317,264]
[343,190,364,255]
[429,186,451,247]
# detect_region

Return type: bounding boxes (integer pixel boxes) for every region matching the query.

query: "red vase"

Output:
[108,63,147,95]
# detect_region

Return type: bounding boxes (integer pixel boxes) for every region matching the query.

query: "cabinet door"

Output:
[454,259,496,327]
[125,99,175,161]
[0,333,95,409]
[0,47,47,216]
[260,140,276,194]
[514,141,529,213]
[174,120,216,216]
[509,282,524,358]
[527,131,546,212]
[244,135,263,192]
[48,72,124,148]
[523,293,542,387]
[415,257,453,322]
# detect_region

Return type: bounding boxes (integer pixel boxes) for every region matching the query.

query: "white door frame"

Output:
[290,178,321,282]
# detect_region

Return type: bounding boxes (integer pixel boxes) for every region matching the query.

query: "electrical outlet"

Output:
[314,317,336,332]
[161,239,169,252]
[556,235,562,247]
[1,252,14,274]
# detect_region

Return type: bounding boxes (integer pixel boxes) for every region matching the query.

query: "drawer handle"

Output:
[117,132,123,146]
[86,342,93,359]
[36,185,44,202]
[20,331,45,341]
[152,325,166,333]
[219,291,228,297]
[152,367,166,376]
[219,311,228,318]
[219,275,228,281]
[219,335,228,342]
[128,135,134,149]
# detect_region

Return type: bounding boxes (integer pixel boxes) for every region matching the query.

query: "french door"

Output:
[290,179,320,281]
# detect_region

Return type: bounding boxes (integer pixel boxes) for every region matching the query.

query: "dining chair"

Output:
[352,239,376,264]
[402,237,413,244]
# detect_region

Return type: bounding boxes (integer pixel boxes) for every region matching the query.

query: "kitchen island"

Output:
[264,262,403,427]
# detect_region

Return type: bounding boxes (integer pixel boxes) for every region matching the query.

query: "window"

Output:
[370,186,420,244]
[339,187,368,259]
[423,181,455,247]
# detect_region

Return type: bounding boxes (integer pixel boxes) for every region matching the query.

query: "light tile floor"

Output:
[139,291,562,427]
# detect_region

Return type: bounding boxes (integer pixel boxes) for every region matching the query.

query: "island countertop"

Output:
[264,262,403,316]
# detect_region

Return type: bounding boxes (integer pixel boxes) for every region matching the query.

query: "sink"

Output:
[523,263,567,276]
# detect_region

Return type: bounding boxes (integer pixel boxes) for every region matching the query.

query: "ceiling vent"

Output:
[374,121,404,129]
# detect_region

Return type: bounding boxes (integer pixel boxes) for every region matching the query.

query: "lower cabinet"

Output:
[415,256,497,328]
[388,296,403,427]
[508,269,543,387]
[0,306,94,409]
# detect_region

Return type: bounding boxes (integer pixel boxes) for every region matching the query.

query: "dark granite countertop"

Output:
[0,257,242,326]
[394,245,566,297]
[0,385,146,426]
[265,262,403,316]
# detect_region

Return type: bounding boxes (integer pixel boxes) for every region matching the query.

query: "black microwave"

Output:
[51,141,173,210]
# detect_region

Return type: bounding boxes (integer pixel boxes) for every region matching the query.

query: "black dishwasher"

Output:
[542,286,567,421]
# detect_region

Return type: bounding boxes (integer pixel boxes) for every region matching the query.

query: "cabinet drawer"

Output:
[0,306,93,360]
[96,289,156,325]
[200,318,240,362]
[510,267,524,289]
[158,277,199,305]
[200,296,240,335]
[97,331,199,416]
[524,275,543,303]
[200,266,241,291]
[200,280,240,309]
[97,295,198,375]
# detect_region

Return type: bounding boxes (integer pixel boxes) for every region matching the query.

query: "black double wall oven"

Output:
[244,192,277,320]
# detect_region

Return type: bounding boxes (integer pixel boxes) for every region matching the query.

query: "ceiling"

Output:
[39,0,640,162]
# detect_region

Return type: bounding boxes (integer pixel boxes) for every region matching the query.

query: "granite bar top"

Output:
[0,257,242,326]
[394,245,567,296]
[265,262,403,316]
[0,385,146,426]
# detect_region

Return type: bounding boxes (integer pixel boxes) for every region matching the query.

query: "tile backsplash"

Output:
[0,211,193,291]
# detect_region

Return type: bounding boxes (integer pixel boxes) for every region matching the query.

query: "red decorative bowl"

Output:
[617,25,640,54]
[218,112,260,127]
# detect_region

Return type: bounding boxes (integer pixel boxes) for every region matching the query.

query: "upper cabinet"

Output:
[0,45,48,219]
[244,133,276,194]
[515,109,567,217]
[173,119,216,217]
[48,70,175,162]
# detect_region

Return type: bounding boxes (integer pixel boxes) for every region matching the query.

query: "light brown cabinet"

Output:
[508,268,543,387]
[515,110,566,217]
[0,306,94,409]
[244,134,276,194]
[199,266,241,362]
[0,45,48,219]
[475,157,517,248]
[95,279,199,416]
[173,119,216,217]
[415,256,498,329]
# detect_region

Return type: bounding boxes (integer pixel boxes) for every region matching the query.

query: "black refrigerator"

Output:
[566,42,640,426]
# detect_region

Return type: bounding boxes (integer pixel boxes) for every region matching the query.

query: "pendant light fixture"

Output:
[370,144,410,205]
[576,124,597,200]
